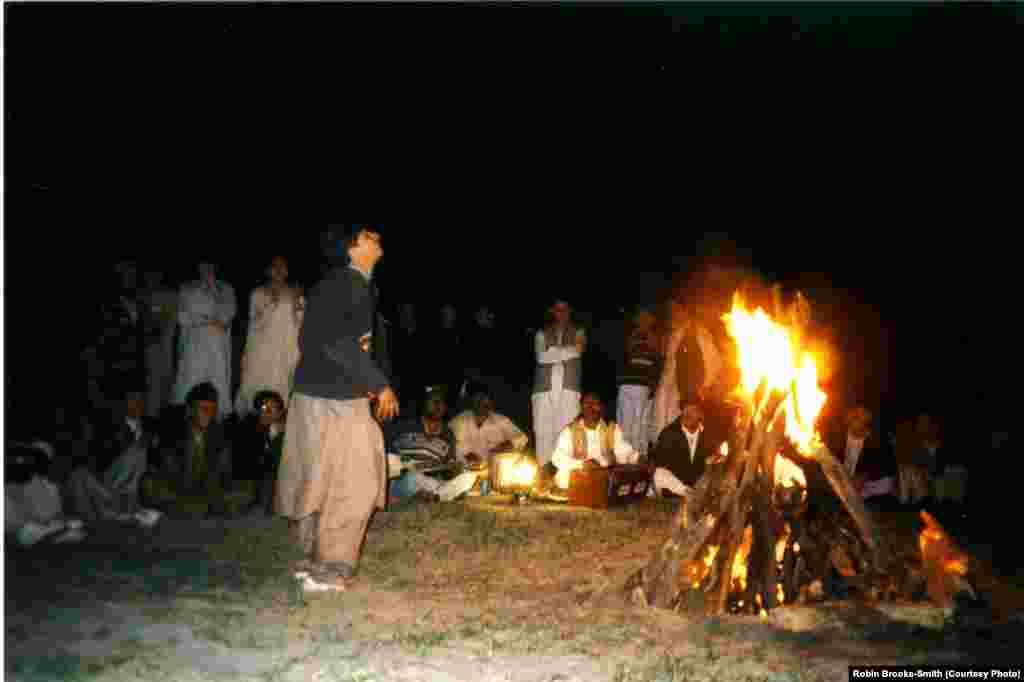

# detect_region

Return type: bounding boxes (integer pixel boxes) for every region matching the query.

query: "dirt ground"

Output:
[6,498,1024,682]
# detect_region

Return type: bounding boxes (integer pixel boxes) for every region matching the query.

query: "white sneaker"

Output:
[294,571,346,593]
[16,520,66,547]
[65,519,85,531]
[134,509,163,528]
[54,527,88,544]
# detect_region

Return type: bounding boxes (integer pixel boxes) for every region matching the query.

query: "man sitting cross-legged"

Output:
[386,386,478,503]
[67,385,163,528]
[6,441,87,547]
[232,390,287,515]
[550,392,640,490]
[449,382,530,493]
[150,382,235,517]
[646,393,726,498]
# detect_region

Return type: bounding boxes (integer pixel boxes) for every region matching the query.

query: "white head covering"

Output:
[30,441,56,460]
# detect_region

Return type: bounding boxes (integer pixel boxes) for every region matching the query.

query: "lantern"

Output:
[490,452,539,504]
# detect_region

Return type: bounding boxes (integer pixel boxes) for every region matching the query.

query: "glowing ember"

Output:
[723,293,828,455]
[774,455,807,489]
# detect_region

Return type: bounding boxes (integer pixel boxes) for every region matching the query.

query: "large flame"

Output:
[724,293,828,455]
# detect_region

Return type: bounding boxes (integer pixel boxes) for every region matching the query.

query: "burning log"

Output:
[626,290,971,617]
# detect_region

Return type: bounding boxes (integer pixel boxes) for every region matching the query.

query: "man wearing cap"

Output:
[173,262,237,419]
[532,300,586,467]
[6,441,87,546]
[276,223,399,589]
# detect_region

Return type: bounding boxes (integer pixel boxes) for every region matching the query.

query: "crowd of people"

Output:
[6,224,980,594]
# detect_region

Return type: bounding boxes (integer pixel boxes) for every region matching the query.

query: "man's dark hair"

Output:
[253,390,285,413]
[185,382,219,407]
[323,223,382,266]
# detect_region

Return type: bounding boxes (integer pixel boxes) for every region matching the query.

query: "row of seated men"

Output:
[385,381,720,503]
[390,378,965,516]
[5,380,287,547]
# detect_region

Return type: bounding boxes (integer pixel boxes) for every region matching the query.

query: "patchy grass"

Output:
[15,500,1003,682]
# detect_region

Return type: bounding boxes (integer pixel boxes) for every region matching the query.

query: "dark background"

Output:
[4,3,1019,439]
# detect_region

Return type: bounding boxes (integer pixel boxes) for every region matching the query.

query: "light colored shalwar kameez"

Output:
[531,327,585,467]
[275,394,386,566]
[173,279,237,418]
[235,285,304,415]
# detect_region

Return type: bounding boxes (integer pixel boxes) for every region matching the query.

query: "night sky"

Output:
[4,3,1020,426]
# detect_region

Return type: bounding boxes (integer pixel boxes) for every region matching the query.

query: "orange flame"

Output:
[724,293,828,455]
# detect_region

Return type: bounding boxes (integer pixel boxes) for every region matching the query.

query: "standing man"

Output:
[173,262,237,419]
[275,223,399,590]
[616,308,661,456]
[532,300,585,467]
[142,268,178,419]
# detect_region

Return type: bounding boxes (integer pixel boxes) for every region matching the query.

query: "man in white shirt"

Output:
[532,300,586,467]
[551,393,639,490]
[449,384,530,487]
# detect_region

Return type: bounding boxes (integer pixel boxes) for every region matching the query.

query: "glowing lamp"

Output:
[490,452,538,503]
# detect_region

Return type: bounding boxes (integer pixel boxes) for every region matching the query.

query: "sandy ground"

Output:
[5,502,1023,682]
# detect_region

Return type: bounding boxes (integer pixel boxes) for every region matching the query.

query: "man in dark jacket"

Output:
[648,392,726,497]
[276,223,399,589]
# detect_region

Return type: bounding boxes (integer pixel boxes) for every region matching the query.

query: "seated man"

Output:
[449,383,530,492]
[551,392,640,490]
[67,385,163,528]
[151,382,234,516]
[827,406,898,510]
[232,390,286,515]
[647,394,725,498]
[387,386,477,502]
[6,441,86,546]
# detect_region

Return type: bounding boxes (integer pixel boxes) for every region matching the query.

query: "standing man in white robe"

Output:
[532,300,586,468]
[173,262,237,419]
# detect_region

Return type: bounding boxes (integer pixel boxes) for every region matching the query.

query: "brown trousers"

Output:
[274,394,386,566]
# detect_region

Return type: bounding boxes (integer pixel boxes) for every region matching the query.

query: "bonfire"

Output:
[625,287,975,616]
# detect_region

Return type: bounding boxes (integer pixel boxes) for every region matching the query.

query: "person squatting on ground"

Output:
[6,441,87,546]
[67,385,163,528]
